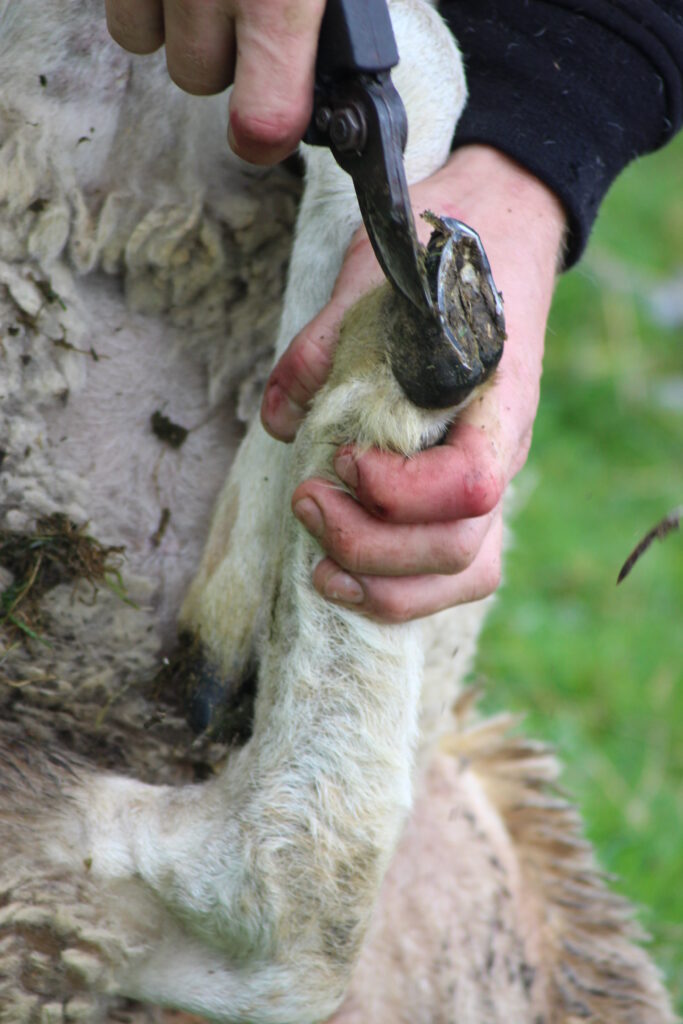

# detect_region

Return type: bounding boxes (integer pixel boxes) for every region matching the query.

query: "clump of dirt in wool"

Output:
[0,513,127,646]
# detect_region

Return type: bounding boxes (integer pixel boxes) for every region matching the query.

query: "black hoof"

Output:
[158,633,257,744]
[186,656,257,743]
[389,215,506,410]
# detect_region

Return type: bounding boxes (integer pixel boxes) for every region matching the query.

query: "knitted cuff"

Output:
[438,0,683,266]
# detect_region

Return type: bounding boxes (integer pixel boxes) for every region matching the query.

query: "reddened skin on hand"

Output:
[264,146,566,622]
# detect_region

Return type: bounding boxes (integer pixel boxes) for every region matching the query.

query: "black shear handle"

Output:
[306,0,507,409]
[306,0,433,314]
[315,0,399,77]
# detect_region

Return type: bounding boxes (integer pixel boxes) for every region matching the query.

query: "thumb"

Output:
[261,231,383,441]
[260,298,345,442]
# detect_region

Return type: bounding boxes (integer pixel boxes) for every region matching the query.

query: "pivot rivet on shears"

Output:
[329,105,367,152]
[315,106,333,132]
[306,0,505,408]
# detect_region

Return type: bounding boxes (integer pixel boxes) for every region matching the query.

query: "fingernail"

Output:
[334,450,358,491]
[293,498,324,539]
[323,570,364,605]
[263,383,304,441]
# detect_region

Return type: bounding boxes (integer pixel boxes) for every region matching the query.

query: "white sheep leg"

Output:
[179,0,466,689]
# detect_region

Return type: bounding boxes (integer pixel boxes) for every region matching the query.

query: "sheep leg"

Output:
[177,0,466,739]
[176,180,362,735]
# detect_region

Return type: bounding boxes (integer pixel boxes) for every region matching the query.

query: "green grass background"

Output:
[477,134,682,1007]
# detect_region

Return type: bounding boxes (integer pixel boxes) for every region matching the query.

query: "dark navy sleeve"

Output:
[437,1,683,265]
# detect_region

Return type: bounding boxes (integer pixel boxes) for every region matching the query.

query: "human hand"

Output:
[261,145,567,622]
[105,0,326,164]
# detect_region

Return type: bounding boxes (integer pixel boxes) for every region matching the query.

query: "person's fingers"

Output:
[261,200,449,439]
[329,307,540,526]
[332,422,505,525]
[107,0,325,137]
[162,0,236,95]
[312,512,504,623]
[261,234,383,439]
[105,0,165,54]
[292,481,493,577]
[261,298,347,441]
[228,0,326,163]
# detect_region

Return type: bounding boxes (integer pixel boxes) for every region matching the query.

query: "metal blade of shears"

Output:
[305,0,431,314]
[305,0,506,408]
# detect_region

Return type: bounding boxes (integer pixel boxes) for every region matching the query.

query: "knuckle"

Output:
[437,534,476,575]
[462,465,504,516]
[170,69,223,96]
[231,110,301,152]
[269,338,330,410]
[444,547,472,575]
[288,339,330,395]
[106,8,162,53]
[359,459,417,522]
[328,526,363,573]
[374,591,415,625]
[168,49,231,95]
[464,544,503,602]
[282,347,310,391]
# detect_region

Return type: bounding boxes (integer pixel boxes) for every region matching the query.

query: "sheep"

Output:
[0,1,675,1022]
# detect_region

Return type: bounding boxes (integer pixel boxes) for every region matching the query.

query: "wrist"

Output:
[406,145,562,428]
[419,144,567,273]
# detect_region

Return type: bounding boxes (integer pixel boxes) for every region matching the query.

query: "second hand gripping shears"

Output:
[305,0,506,409]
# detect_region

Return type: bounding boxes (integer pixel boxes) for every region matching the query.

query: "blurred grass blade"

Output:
[617,506,681,584]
